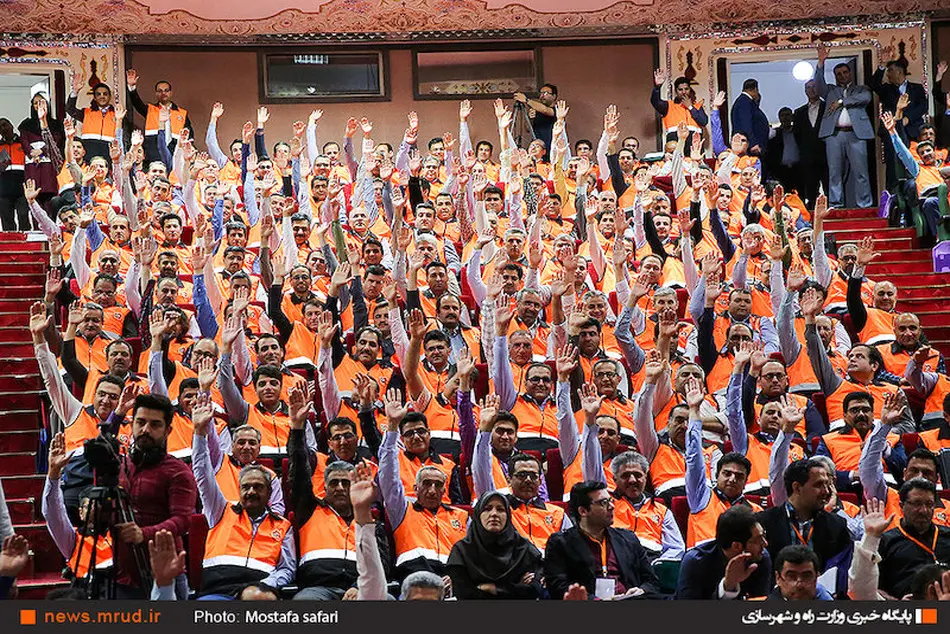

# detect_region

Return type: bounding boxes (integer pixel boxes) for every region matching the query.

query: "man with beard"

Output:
[110,393,196,598]
[651,70,709,143]
[847,237,906,347]
[288,384,390,600]
[192,394,292,600]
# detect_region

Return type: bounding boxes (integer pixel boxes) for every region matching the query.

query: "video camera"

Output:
[83,432,122,487]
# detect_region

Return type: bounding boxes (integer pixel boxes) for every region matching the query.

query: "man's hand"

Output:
[126,68,139,90]
[316,310,338,348]
[383,388,409,432]
[555,344,578,382]
[407,308,428,341]
[768,234,787,262]
[779,394,804,433]
[148,529,186,588]
[817,43,828,66]
[785,262,806,293]
[913,345,934,367]
[712,91,726,109]
[115,383,141,420]
[704,271,722,308]
[47,431,69,480]
[580,381,605,420]
[350,460,377,525]
[191,393,214,437]
[288,382,311,430]
[879,389,907,428]
[799,287,822,319]
[478,393,500,432]
[643,349,668,385]
[604,104,620,142]
[459,99,472,122]
[880,109,897,135]
[220,313,244,348]
[0,534,31,579]
[456,347,475,382]
[195,355,219,393]
[564,583,589,601]
[555,100,569,121]
[210,102,225,121]
[352,373,379,408]
[66,300,84,329]
[23,179,38,204]
[45,268,63,301]
[116,522,144,545]
[723,551,758,593]
[653,69,667,86]
[861,498,895,538]
[856,236,880,268]
[256,106,270,129]
[684,376,705,412]
[733,340,755,369]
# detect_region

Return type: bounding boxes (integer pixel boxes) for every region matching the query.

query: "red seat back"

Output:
[670,496,690,538]
[901,433,919,454]
[545,448,565,502]
[187,513,209,590]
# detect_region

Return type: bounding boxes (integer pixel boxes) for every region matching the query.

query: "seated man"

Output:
[905,345,950,430]
[683,377,762,548]
[580,380,685,562]
[770,545,834,600]
[378,390,468,581]
[191,394,293,600]
[675,505,771,599]
[287,384,390,601]
[543,480,661,600]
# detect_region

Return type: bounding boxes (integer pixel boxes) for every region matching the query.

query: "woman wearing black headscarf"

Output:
[446,491,544,600]
[19,92,65,218]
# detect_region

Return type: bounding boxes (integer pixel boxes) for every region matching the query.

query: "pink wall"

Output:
[127,43,659,157]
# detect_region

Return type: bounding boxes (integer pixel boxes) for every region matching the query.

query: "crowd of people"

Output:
[1,41,950,602]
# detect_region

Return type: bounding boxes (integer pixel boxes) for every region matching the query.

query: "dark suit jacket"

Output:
[793,101,826,164]
[543,526,660,600]
[731,93,770,154]
[871,68,929,139]
[674,539,773,599]
[756,505,852,573]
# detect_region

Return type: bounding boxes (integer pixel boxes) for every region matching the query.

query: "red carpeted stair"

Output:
[0,232,70,598]
[823,209,950,355]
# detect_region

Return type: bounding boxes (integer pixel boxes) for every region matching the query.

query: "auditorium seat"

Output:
[545,448,565,501]
[187,513,209,590]
[901,433,919,453]
[670,496,689,538]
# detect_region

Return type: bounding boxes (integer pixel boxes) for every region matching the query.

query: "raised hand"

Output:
[288,382,312,429]
[459,100,472,122]
[724,551,759,592]
[256,106,270,128]
[555,100,569,121]
[115,382,142,418]
[308,109,323,126]
[913,345,934,367]
[734,340,755,368]
[23,179,38,204]
[856,236,880,267]
[799,287,822,318]
[653,69,667,86]
[350,460,377,522]
[407,111,419,133]
[861,498,895,538]
[190,245,207,272]
[126,68,139,89]
[580,381,605,417]
[604,104,620,142]
[352,373,378,407]
[478,393,501,432]
[316,310,339,348]
[344,117,358,139]
[0,534,31,580]
[45,268,63,300]
[383,388,409,430]
[148,529,186,589]
[47,431,69,479]
[879,389,907,427]
[196,355,219,392]
[408,308,428,340]
[657,308,680,341]
[220,312,244,347]
[684,376,705,410]
[785,262,806,293]
[66,300,84,327]
[779,394,805,433]
[555,344,578,381]
[644,349,669,384]
[456,347,475,380]
[712,91,726,109]
[880,108,896,134]
[360,117,373,138]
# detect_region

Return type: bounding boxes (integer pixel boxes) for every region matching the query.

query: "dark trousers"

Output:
[0,195,29,231]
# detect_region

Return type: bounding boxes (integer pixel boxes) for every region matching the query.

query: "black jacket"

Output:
[871,69,929,139]
[675,539,772,599]
[756,505,852,573]
[543,526,660,600]
[793,101,826,162]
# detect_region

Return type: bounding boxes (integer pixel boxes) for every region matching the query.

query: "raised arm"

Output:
[191,396,227,527]
[379,391,410,529]
[684,378,712,513]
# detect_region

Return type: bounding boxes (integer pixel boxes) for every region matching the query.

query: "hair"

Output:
[475,140,493,154]
[916,140,935,152]
[910,564,949,600]
[907,447,939,473]
[575,317,603,333]
[483,185,504,199]
[774,544,819,574]
[494,410,519,432]
[232,424,262,442]
[717,452,752,478]
[784,458,826,496]
[290,212,310,224]
[742,78,759,91]
[427,137,444,150]
[362,237,383,253]
[131,393,174,427]
[414,464,445,488]
[252,364,284,387]
[435,293,461,312]
[899,477,937,504]
[507,452,540,475]
[423,329,451,347]
[541,83,558,97]
[526,361,553,381]
[593,358,620,375]
[225,221,248,235]
[833,62,850,74]
[223,245,246,257]
[154,79,172,91]
[179,377,200,394]
[501,262,524,279]
[104,339,132,358]
[159,212,181,228]
[610,451,650,478]
[95,374,125,392]
[715,504,758,549]
[254,333,282,354]
[842,390,874,413]
[355,325,382,346]
[400,571,444,600]
[327,417,358,435]
[324,460,355,482]
[568,480,608,521]
[400,411,428,434]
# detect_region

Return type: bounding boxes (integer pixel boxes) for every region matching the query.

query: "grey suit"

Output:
[815,63,874,208]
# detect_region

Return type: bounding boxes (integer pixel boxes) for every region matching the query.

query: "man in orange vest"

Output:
[287,384,391,600]
[218,313,317,458]
[191,394,293,600]
[846,236,903,347]
[0,117,29,231]
[126,69,192,166]
[697,271,754,399]
[802,286,909,432]
[43,432,113,593]
[378,389,468,581]
[684,377,761,548]
[67,75,116,163]
[651,70,709,143]
[743,348,825,443]
[875,313,944,377]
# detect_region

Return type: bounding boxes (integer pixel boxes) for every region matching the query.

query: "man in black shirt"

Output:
[878,478,950,599]
[515,84,558,158]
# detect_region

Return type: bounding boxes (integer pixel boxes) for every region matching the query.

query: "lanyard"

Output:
[593,535,609,576]
[898,525,938,560]
[791,522,812,547]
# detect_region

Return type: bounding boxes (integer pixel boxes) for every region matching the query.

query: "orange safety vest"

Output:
[859,309,896,345]
[742,433,804,493]
[97,304,131,337]
[877,343,939,378]
[563,452,616,502]
[653,392,717,433]
[202,505,290,586]
[662,99,705,137]
[334,356,393,399]
[284,321,321,369]
[507,319,550,361]
[825,274,874,313]
[0,142,25,173]
[68,533,113,578]
[510,500,565,555]
[706,353,736,396]
[572,396,635,439]
[310,454,378,498]
[650,442,716,498]
[751,393,810,437]
[825,379,891,430]
[687,494,763,548]
[918,425,950,456]
[145,104,188,140]
[611,494,668,554]
[246,402,293,456]
[165,411,195,460]
[510,395,561,445]
[81,368,149,406]
[64,405,107,455]
[712,314,764,353]
[242,369,307,406]
[392,502,468,570]
[820,427,900,474]
[298,504,357,567]
[398,451,456,505]
[80,107,117,143]
[422,394,475,445]
[71,335,110,374]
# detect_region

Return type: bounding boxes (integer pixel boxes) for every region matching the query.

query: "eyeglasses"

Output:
[780,571,816,584]
[591,498,613,508]
[326,478,351,489]
[330,432,356,442]
[594,371,618,379]
[419,479,445,489]
[513,471,540,481]
[526,376,552,384]
[99,257,118,264]
[402,428,429,438]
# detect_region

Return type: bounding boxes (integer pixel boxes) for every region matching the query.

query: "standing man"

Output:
[651,70,709,143]
[815,44,874,209]
[766,107,801,194]
[872,58,929,191]
[731,79,770,160]
[794,79,828,208]
[514,85,558,159]
[126,68,193,165]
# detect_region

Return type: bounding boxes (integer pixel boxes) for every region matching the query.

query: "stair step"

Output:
[0,298,39,313]
[866,261,935,275]
[0,393,43,411]
[0,273,45,285]
[7,497,37,524]
[876,249,933,262]
[835,236,917,251]
[828,208,881,219]
[0,241,46,252]
[0,252,49,264]
[0,261,46,273]
[899,285,950,299]
[15,572,70,599]
[0,312,30,327]
[0,341,35,356]
[0,358,39,374]
[894,297,950,310]
[874,272,950,285]
[923,327,950,342]
[0,409,42,432]
[824,218,889,230]
[15,524,68,575]
[0,430,41,453]
[0,285,43,299]
[0,451,37,475]
[0,474,45,498]
[827,226,915,240]
[0,376,43,392]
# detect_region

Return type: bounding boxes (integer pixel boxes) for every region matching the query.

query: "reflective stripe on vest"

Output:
[392,504,468,568]
[202,506,289,574]
[145,104,188,139]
